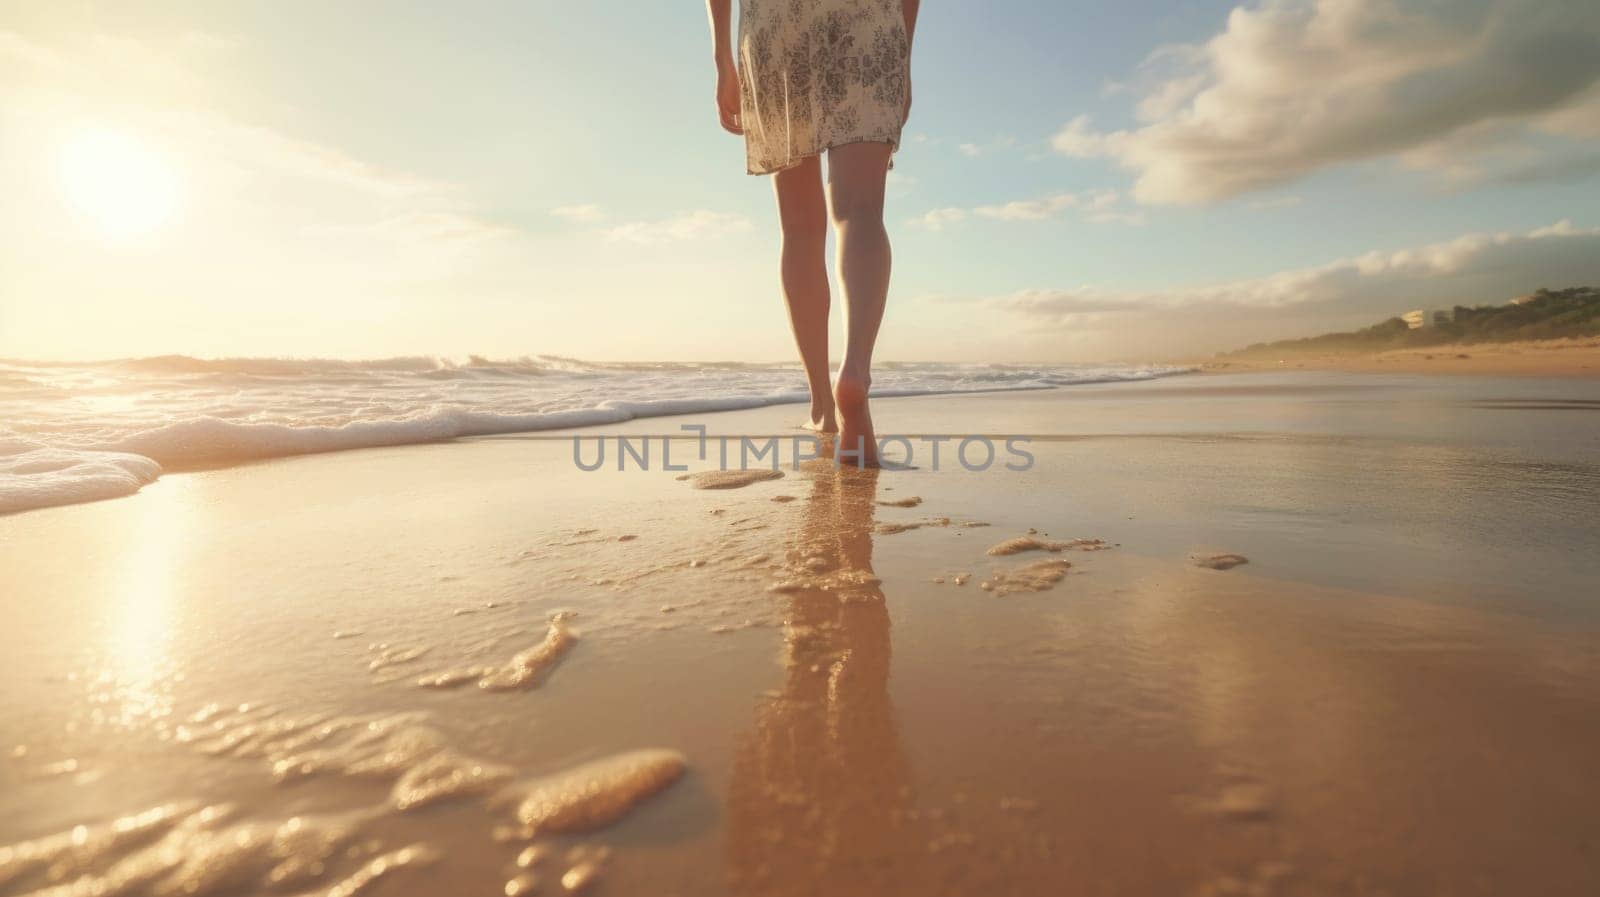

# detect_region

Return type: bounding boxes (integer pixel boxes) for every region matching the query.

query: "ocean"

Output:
[0,355,1192,513]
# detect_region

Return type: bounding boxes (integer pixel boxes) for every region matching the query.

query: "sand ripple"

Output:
[0,802,416,897]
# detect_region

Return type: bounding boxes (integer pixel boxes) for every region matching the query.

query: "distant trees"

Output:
[1227,287,1600,357]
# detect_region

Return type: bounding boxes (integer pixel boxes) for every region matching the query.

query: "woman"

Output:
[706,0,919,467]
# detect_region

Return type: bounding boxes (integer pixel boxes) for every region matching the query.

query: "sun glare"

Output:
[58,128,181,241]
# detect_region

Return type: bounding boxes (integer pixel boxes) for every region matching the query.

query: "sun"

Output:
[58,128,181,241]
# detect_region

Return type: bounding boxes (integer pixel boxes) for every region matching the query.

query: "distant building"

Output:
[1402,308,1454,329]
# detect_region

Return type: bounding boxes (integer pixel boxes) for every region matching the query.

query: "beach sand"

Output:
[3,372,1599,895]
[1198,336,1600,377]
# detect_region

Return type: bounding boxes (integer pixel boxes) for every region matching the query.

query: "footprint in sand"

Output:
[2,697,689,897]
[416,621,577,691]
[874,517,951,536]
[1192,553,1249,570]
[978,559,1073,596]
[677,469,785,490]
[500,749,686,834]
[876,495,923,508]
[986,536,1108,556]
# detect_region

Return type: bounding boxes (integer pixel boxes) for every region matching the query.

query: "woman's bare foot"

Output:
[833,372,877,467]
[801,401,838,433]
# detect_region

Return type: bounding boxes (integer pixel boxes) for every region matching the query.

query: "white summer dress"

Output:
[737,0,910,175]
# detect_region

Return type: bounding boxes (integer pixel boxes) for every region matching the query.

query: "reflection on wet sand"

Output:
[727,465,926,896]
[4,384,1600,896]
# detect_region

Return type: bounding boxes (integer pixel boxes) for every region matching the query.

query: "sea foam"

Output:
[0,355,1193,514]
[0,445,163,515]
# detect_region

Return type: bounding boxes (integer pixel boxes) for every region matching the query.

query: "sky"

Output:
[2,0,1599,363]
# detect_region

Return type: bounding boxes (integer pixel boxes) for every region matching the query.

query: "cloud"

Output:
[973,193,1081,221]
[913,207,968,231]
[551,204,606,224]
[886,171,918,196]
[603,210,751,245]
[0,29,64,73]
[991,221,1600,355]
[1054,0,1600,204]
[295,211,516,280]
[2,28,457,203]
[911,190,1142,229]
[303,211,512,247]
[0,28,512,286]
[214,120,436,198]
[955,136,1015,158]
[1247,195,1305,211]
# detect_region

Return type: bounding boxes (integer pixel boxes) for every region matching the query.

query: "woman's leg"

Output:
[826,141,893,467]
[772,156,837,432]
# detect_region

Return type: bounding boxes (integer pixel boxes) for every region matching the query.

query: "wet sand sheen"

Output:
[2,377,1599,896]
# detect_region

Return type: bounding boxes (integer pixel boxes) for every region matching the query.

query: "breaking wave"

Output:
[0,355,1193,514]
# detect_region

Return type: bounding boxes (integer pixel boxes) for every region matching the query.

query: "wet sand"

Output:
[3,372,1599,895]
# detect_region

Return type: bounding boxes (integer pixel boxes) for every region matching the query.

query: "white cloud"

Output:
[0,29,64,73]
[974,193,1079,221]
[1054,0,1600,204]
[911,207,968,231]
[303,211,511,247]
[1,28,512,287]
[213,119,436,198]
[955,136,1016,159]
[551,204,606,224]
[1051,115,1113,159]
[993,221,1600,355]
[2,28,459,204]
[886,171,918,197]
[603,209,751,245]
[295,211,515,280]
[912,189,1141,229]
[1247,194,1305,211]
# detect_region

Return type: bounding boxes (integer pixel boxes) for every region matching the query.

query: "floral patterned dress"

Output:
[738,0,910,175]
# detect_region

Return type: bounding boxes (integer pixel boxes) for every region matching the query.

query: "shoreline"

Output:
[8,363,1600,518]
[1183,336,1600,377]
[0,362,1194,517]
[3,371,1598,894]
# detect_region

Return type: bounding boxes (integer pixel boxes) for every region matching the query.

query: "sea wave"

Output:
[0,445,163,515]
[0,356,1193,514]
